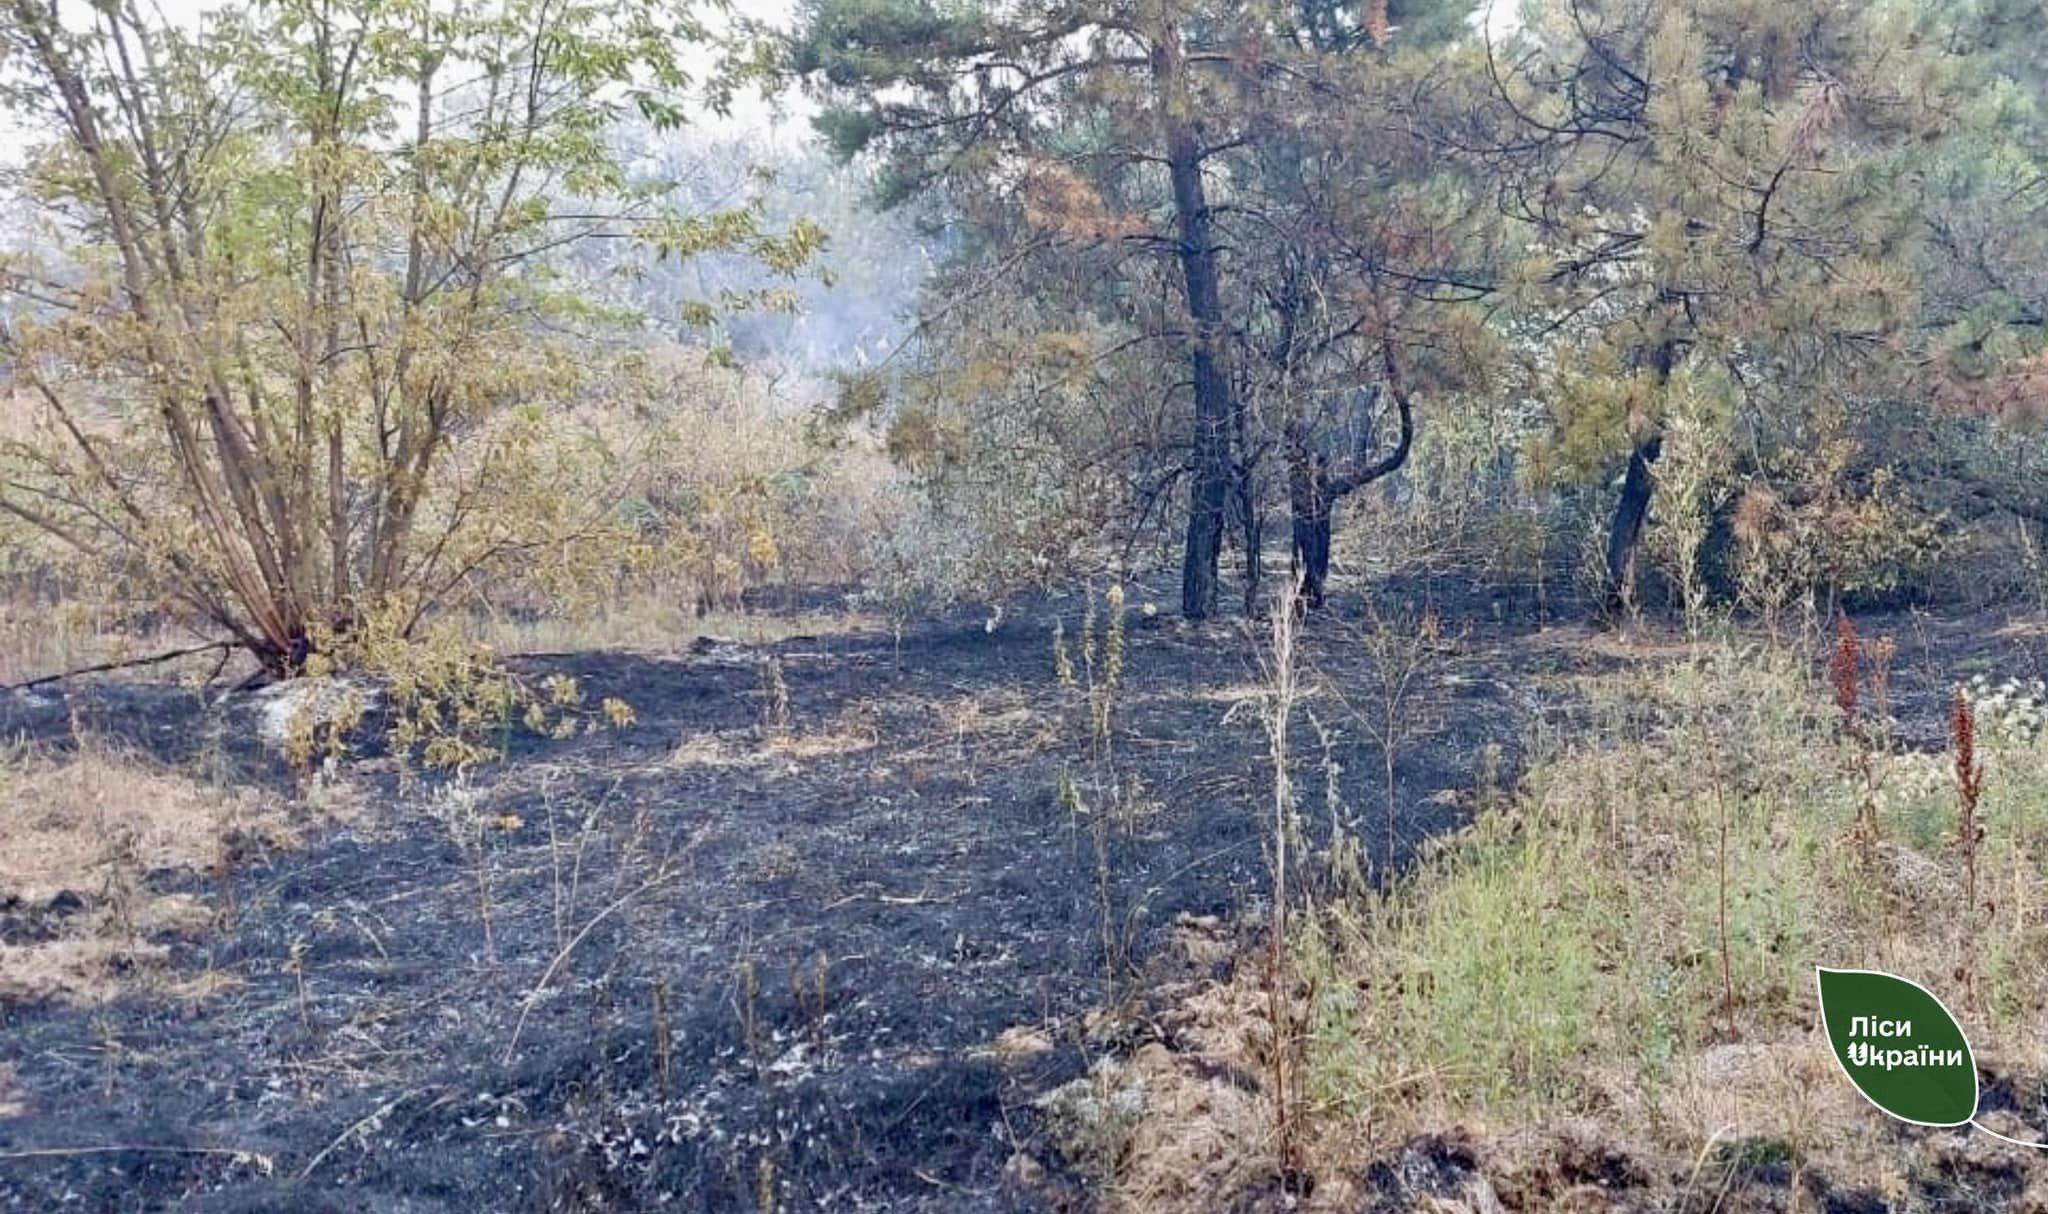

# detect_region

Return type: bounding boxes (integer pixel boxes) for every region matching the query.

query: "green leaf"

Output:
[1816,967,1978,1127]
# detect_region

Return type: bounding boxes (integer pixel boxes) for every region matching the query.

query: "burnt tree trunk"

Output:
[1237,463,1264,617]
[1600,335,1677,615]
[1235,394,1267,615]
[1155,33,1234,620]
[1286,347,1415,612]
[1289,452,1334,608]
[1602,434,1664,615]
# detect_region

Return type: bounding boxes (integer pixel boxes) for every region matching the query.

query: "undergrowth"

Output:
[1295,632,2048,1192]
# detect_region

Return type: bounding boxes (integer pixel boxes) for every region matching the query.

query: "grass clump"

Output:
[0,739,301,1005]
[1296,635,2048,1191]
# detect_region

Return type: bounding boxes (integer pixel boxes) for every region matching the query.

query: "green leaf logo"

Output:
[1816,967,1977,1126]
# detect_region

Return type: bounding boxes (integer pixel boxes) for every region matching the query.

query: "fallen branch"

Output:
[0,1144,273,1173]
[3,640,235,692]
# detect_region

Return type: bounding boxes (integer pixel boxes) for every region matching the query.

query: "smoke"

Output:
[608,123,943,374]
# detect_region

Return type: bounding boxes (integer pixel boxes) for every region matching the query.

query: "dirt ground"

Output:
[0,576,2037,1212]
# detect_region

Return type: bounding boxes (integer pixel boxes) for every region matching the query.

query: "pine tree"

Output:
[1489,0,1949,610]
[782,0,1480,615]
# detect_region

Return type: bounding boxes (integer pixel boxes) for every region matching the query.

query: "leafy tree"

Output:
[1228,25,1500,607]
[1488,0,1949,609]
[0,0,822,672]
[1919,0,2048,392]
[1903,1,2048,547]
[777,0,1259,615]
[778,0,1481,615]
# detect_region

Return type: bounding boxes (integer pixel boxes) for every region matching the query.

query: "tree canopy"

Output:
[0,0,822,670]
[762,0,2037,617]
[8,0,2048,665]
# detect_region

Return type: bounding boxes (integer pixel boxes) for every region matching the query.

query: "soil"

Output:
[0,577,2037,1213]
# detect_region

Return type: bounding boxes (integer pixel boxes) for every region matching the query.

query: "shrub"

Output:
[0,0,821,671]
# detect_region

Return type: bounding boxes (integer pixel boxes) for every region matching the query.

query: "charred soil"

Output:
[0,582,2031,1212]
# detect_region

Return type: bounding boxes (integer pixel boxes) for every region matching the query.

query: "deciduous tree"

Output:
[0,0,822,671]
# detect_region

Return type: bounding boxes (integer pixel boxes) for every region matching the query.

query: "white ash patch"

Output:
[249,676,377,752]
[685,635,756,666]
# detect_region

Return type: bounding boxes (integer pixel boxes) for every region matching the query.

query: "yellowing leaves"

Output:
[0,0,830,674]
[886,402,971,471]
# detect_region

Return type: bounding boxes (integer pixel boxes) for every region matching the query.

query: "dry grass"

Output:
[1300,641,2048,1186]
[0,593,243,688]
[893,693,1057,773]
[669,723,881,770]
[1035,916,1280,1211]
[667,692,1058,777]
[0,740,298,1004]
[466,597,874,656]
[1040,1038,1275,1209]
[978,1025,1056,1062]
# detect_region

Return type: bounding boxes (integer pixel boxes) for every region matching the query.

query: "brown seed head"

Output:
[1732,483,1777,549]
[1952,686,1981,807]
[1831,615,1860,725]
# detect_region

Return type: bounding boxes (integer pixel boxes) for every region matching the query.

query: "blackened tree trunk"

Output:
[1286,349,1415,612]
[1289,451,1334,608]
[1155,33,1234,620]
[1600,335,1677,615]
[1237,459,1264,617]
[1602,434,1664,614]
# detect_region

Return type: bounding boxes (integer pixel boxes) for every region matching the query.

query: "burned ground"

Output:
[0,582,2032,1212]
